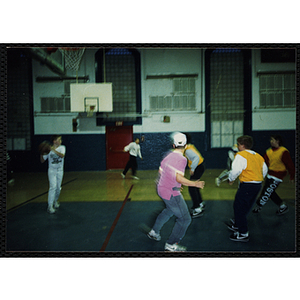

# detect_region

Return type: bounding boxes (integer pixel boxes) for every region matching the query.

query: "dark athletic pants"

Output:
[189,163,205,209]
[123,155,138,176]
[234,182,262,234]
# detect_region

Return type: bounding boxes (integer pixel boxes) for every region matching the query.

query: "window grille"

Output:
[259,73,295,108]
[209,50,244,148]
[149,78,196,111]
[40,97,70,112]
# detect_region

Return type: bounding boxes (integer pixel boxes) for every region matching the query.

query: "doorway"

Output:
[106,126,133,170]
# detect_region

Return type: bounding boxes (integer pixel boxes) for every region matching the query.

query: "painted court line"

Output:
[100,184,134,252]
[7,178,78,212]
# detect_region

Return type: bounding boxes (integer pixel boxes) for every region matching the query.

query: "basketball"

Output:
[38,141,51,155]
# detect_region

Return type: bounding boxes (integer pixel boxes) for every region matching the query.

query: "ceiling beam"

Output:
[29,48,66,76]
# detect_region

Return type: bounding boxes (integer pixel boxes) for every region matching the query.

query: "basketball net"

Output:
[59,47,85,72]
[86,105,95,117]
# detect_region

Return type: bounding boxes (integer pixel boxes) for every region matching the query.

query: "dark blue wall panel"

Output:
[29,134,107,172]
[133,132,175,171]
[133,131,230,171]
[9,130,296,173]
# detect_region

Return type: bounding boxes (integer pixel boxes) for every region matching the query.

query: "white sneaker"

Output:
[277,204,289,215]
[215,178,221,186]
[131,176,139,180]
[229,231,249,242]
[165,243,187,252]
[191,207,204,218]
[54,201,60,209]
[47,207,56,214]
[147,229,161,241]
[199,201,206,209]
[121,173,125,179]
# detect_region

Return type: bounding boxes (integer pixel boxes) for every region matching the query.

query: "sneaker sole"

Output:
[224,221,238,232]
[147,234,161,241]
[191,212,204,218]
[164,248,187,252]
[227,226,238,232]
[277,208,289,215]
[229,237,249,242]
[164,249,187,252]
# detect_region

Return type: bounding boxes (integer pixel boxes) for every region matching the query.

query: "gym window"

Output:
[259,73,296,108]
[95,48,141,124]
[149,77,196,111]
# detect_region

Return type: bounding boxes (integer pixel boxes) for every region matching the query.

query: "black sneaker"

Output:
[226,218,238,232]
[276,205,289,216]
[230,231,249,242]
[227,224,238,232]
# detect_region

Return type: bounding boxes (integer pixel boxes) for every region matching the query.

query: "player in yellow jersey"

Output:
[184,134,206,218]
[252,135,295,215]
[227,135,268,242]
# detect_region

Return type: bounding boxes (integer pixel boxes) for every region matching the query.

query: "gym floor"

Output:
[5,169,296,256]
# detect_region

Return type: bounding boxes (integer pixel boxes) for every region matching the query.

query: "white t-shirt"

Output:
[43,145,66,169]
[124,142,142,158]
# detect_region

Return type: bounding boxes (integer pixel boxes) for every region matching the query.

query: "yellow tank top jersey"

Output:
[238,150,265,183]
[185,144,204,168]
[266,147,288,172]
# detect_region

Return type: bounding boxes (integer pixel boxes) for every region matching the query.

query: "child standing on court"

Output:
[227,135,267,242]
[121,138,143,180]
[252,134,295,215]
[184,134,206,218]
[40,135,66,214]
[147,132,205,251]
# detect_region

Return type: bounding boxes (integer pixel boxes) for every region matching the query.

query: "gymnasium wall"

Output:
[251,49,296,131]
[32,134,107,172]
[7,47,297,173]
[29,129,295,173]
[12,129,295,173]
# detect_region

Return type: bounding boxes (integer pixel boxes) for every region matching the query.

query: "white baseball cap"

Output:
[172,132,187,147]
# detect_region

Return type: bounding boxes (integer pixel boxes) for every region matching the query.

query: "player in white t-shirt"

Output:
[121,138,143,180]
[40,135,66,214]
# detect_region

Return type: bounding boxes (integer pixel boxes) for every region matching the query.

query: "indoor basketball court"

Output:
[6,169,296,254]
[4,46,297,256]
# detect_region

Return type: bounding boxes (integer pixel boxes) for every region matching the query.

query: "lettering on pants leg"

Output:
[259,180,280,206]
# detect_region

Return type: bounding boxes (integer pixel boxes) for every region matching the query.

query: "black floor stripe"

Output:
[7,178,78,213]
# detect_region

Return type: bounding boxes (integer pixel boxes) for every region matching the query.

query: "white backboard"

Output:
[70,83,113,112]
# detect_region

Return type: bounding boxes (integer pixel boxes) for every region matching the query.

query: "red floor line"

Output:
[99,184,134,252]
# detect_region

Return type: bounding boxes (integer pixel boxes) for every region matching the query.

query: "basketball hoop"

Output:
[86,105,96,117]
[59,47,85,72]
